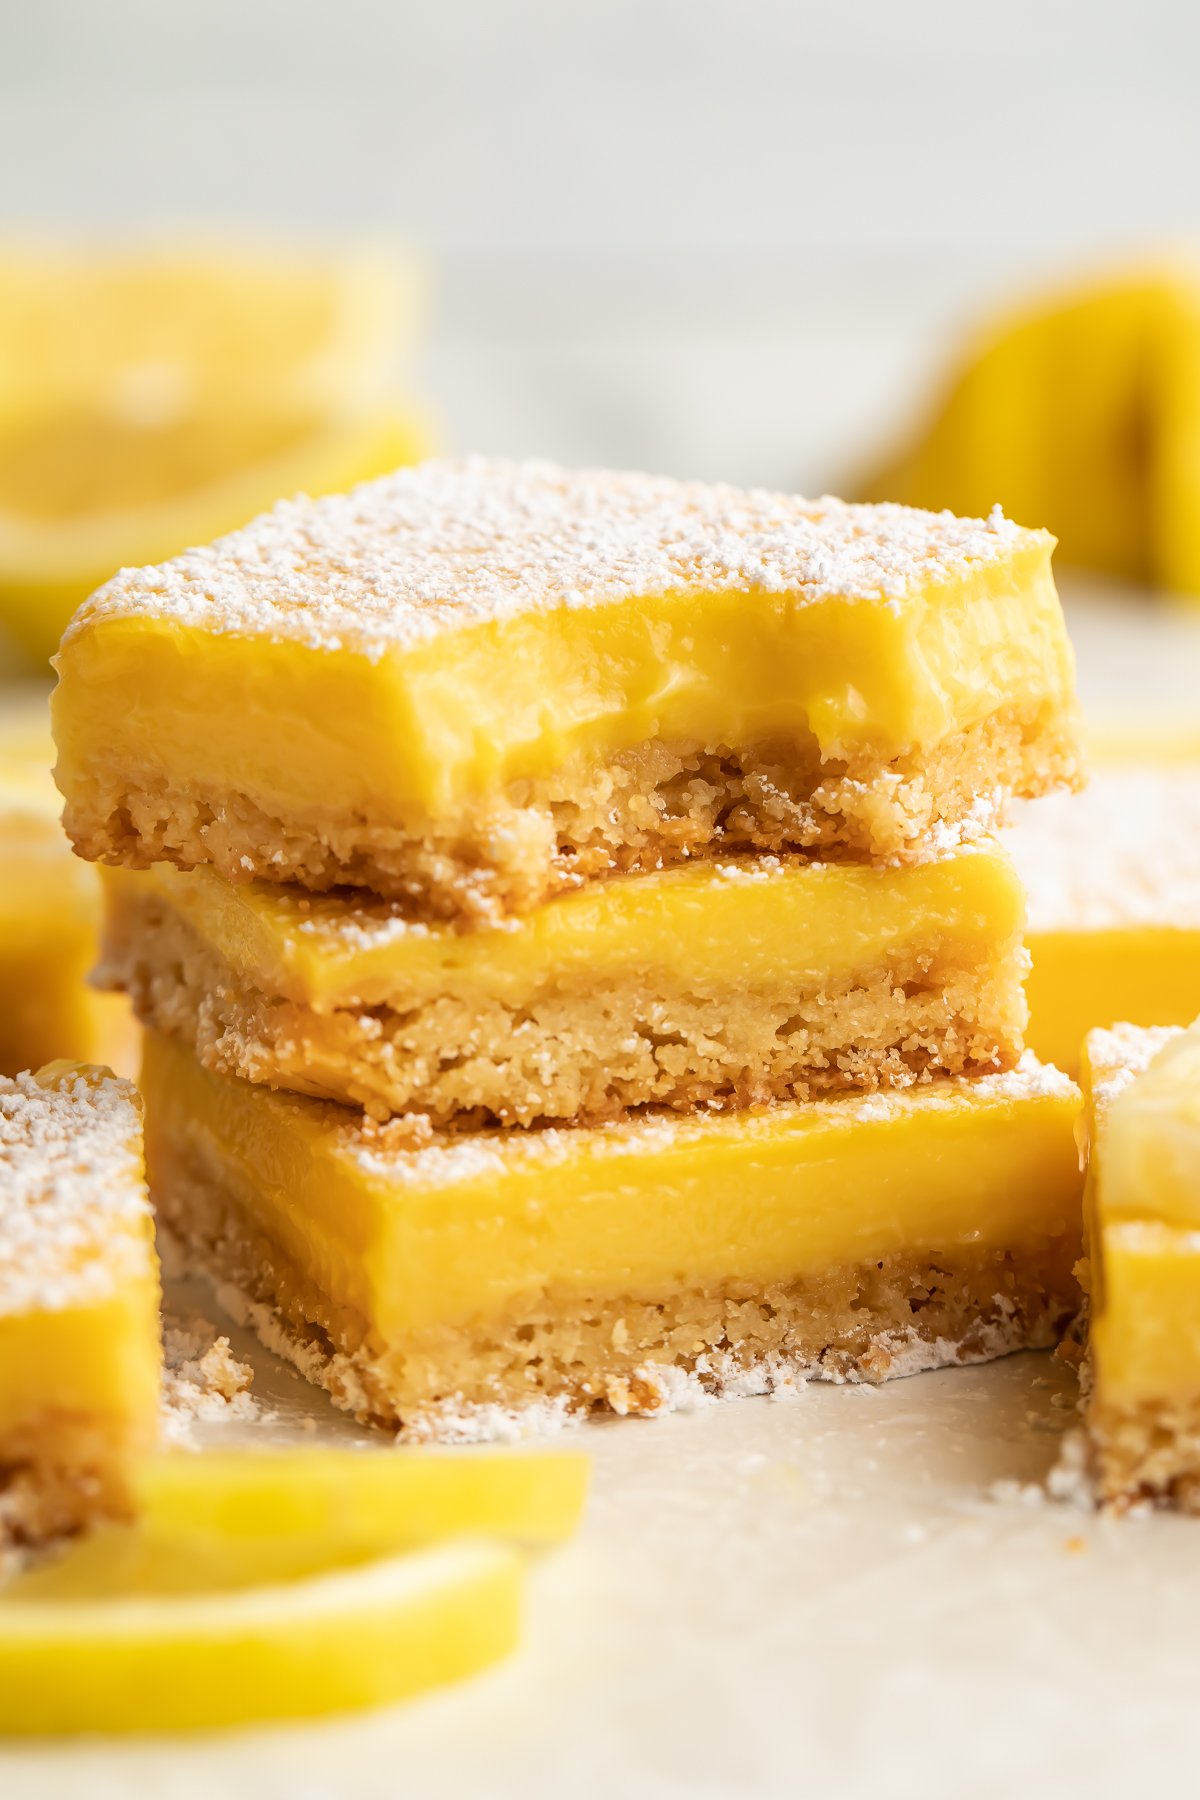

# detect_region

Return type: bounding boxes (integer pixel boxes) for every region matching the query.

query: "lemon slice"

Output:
[0,245,424,416]
[0,1537,520,1733]
[133,1446,590,1550]
[0,405,430,665]
[0,242,430,663]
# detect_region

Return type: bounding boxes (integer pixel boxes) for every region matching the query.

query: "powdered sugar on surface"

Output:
[0,1067,151,1313]
[66,457,1042,661]
[1006,765,1200,930]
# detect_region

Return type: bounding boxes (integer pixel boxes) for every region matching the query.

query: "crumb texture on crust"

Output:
[103,876,1028,1125]
[1087,1392,1200,1513]
[64,457,1048,660]
[0,1416,143,1547]
[151,1135,1080,1443]
[68,702,1081,916]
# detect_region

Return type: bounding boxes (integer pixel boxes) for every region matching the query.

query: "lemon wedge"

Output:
[132,1446,590,1550]
[0,406,430,665]
[0,1537,520,1733]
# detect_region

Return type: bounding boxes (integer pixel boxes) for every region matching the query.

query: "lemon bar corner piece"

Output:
[0,1062,160,1544]
[1080,1019,1200,1511]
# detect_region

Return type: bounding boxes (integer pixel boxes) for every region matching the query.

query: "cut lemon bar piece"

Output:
[141,1029,1084,1439]
[52,458,1082,920]
[1007,757,1200,1074]
[0,1537,520,1733]
[133,1445,588,1548]
[0,1063,160,1542]
[0,691,136,1076]
[100,843,1030,1126]
[1079,1021,1200,1509]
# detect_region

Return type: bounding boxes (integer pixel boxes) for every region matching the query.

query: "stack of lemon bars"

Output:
[50,458,1087,1441]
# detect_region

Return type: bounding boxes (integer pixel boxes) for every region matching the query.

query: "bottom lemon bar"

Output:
[141,1030,1083,1440]
[1007,756,1200,1074]
[0,1064,161,1542]
[1080,1020,1200,1510]
[102,845,1029,1127]
[0,692,137,1078]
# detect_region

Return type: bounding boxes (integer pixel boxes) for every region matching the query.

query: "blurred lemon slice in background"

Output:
[0,245,432,664]
[0,245,423,415]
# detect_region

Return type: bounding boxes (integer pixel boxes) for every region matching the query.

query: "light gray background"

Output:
[5,0,1199,487]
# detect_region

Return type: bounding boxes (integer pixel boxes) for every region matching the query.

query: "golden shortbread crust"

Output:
[1088,1393,1200,1513]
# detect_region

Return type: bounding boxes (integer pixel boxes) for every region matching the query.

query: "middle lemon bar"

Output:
[100,844,1029,1127]
[141,1030,1084,1439]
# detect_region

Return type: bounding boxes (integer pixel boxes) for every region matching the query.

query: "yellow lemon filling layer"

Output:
[126,843,1027,1014]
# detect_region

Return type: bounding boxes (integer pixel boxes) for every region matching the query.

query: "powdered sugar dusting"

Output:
[1085,1022,1182,1112]
[0,1066,151,1313]
[65,457,1043,661]
[1006,765,1200,930]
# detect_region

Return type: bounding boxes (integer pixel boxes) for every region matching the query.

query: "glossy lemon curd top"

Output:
[1083,1023,1200,1401]
[129,842,1028,1012]
[142,1030,1083,1340]
[54,542,1071,823]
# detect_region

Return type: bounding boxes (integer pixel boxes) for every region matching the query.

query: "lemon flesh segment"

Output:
[132,1446,589,1548]
[0,407,431,666]
[0,1539,521,1734]
[0,245,425,415]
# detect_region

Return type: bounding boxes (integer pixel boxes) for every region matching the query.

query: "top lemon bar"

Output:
[52,458,1082,919]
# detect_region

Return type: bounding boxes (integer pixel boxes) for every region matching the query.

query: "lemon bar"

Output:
[53,459,1082,921]
[0,694,137,1077]
[101,845,1029,1127]
[1079,1021,1200,1509]
[1008,760,1200,1074]
[0,1063,161,1542]
[142,1029,1083,1439]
